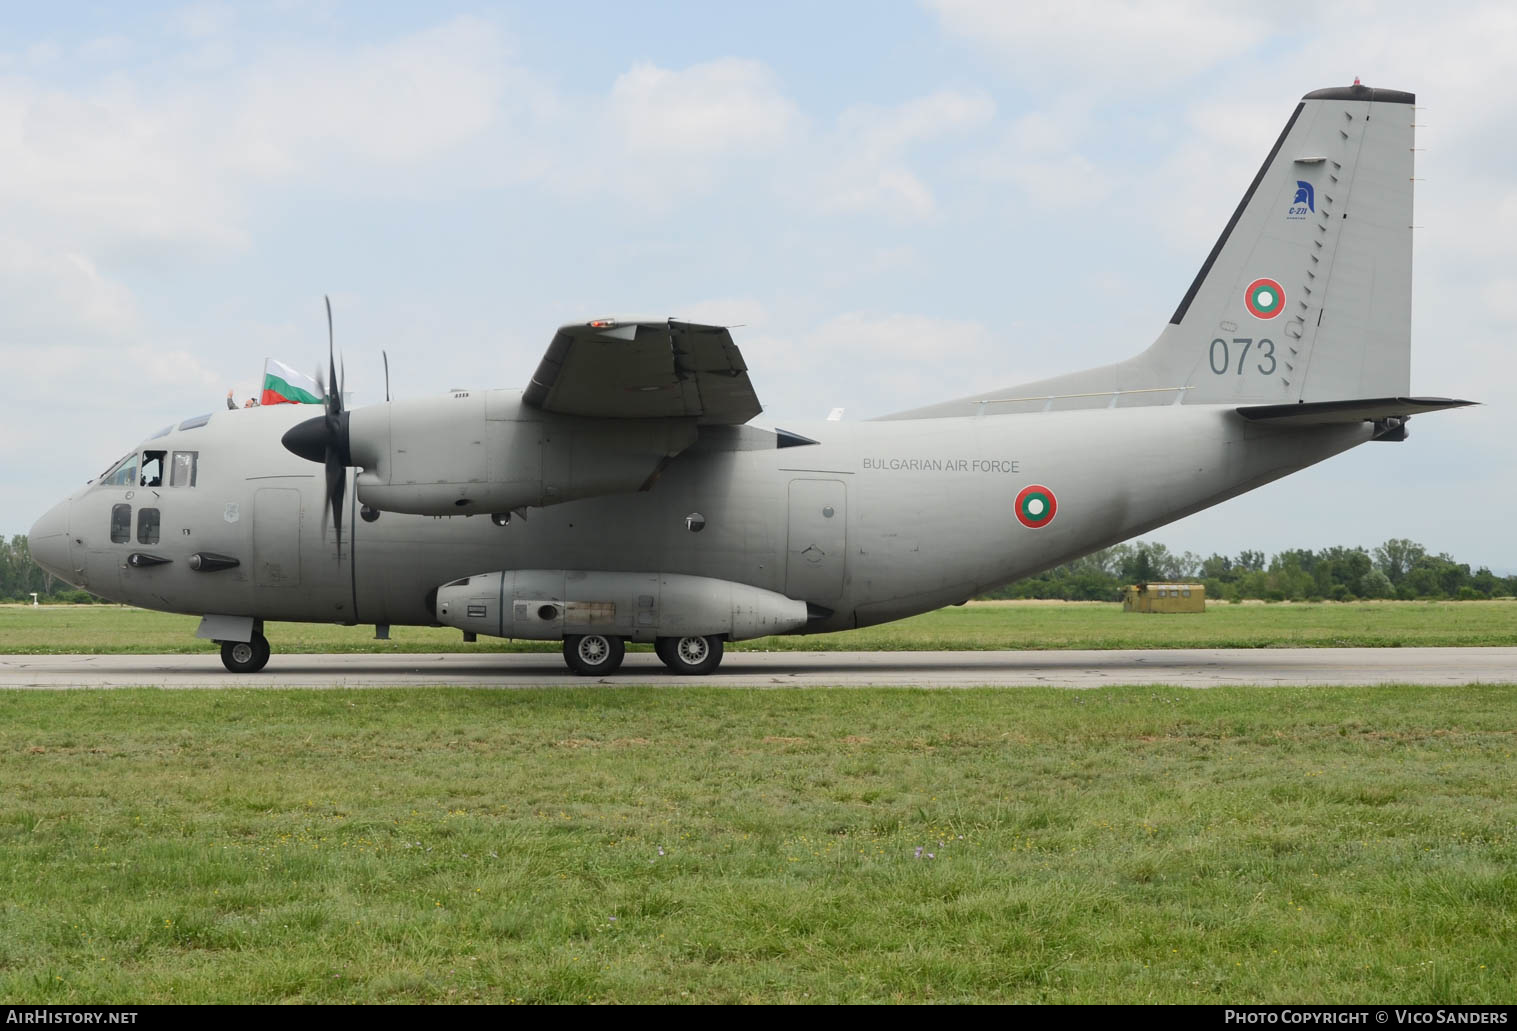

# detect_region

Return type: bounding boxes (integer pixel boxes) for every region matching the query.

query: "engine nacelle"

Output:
[436,570,809,642]
[348,391,696,516]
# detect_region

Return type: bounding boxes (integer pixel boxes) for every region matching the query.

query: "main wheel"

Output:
[220,632,270,674]
[562,634,626,676]
[655,634,724,676]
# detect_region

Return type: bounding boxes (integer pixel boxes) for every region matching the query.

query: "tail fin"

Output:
[1162,84,1414,404]
[884,84,1417,419]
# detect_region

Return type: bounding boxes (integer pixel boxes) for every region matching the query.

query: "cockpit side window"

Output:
[170,451,198,487]
[99,453,138,488]
[110,504,131,544]
[137,508,160,545]
[140,450,166,488]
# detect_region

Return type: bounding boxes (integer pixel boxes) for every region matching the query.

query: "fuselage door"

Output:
[253,488,302,587]
[785,478,846,604]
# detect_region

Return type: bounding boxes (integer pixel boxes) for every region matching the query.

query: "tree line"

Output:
[0,536,70,600]
[2,533,1512,605]
[985,538,1516,602]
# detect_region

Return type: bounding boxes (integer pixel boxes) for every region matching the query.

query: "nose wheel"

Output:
[654,635,724,675]
[220,632,271,674]
[562,634,626,676]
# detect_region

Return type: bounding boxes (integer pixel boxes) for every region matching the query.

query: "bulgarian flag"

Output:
[261,359,324,406]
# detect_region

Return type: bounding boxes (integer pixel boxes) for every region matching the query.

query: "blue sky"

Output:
[3,1,1514,571]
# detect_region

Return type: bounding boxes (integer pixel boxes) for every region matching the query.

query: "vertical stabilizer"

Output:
[1163,84,1415,404]
[884,84,1417,419]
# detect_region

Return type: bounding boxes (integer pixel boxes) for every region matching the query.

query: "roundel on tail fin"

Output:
[1245,278,1285,320]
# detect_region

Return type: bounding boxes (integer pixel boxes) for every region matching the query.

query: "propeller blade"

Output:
[325,295,341,417]
[326,452,346,556]
[383,350,390,403]
[318,295,345,558]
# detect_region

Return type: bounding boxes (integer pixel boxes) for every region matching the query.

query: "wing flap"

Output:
[1236,396,1475,427]
[524,319,760,424]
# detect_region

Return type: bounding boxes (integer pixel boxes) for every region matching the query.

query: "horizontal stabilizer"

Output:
[1236,396,1475,427]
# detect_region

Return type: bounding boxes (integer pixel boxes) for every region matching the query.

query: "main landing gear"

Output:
[219,631,271,674]
[560,634,726,676]
[562,633,626,676]
[654,635,724,676]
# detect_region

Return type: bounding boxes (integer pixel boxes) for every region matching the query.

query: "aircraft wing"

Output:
[523,319,761,424]
[1235,396,1474,427]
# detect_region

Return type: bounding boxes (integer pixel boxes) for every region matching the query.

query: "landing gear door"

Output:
[785,479,846,604]
[253,488,302,587]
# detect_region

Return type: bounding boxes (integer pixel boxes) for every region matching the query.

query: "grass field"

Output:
[1,685,1513,1004]
[3,599,1516,654]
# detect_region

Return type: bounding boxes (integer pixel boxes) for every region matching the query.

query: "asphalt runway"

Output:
[2,647,1514,689]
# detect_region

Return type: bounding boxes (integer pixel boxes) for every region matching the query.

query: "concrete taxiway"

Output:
[1,648,1514,689]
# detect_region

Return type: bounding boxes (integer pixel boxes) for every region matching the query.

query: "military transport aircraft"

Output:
[28,84,1472,676]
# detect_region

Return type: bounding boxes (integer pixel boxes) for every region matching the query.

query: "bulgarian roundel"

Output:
[1014,484,1057,529]
[1244,278,1285,320]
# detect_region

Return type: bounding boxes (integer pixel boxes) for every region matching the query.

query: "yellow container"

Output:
[1123,583,1206,613]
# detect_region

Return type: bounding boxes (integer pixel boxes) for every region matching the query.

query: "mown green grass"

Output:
[1,685,1513,1003]
[3,599,1515,655]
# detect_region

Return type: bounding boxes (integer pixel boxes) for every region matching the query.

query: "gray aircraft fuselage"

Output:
[29,84,1455,674]
[30,396,1366,633]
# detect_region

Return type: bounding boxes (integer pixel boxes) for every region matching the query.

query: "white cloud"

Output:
[747,311,1005,419]
[609,59,798,157]
[514,57,804,206]
[970,109,1114,209]
[672,297,771,329]
[0,238,139,340]
[812,89,994,219]
[170,2,236,40]
[927,0,1268,90]
[228,16,508,168]
[0,16,511,253]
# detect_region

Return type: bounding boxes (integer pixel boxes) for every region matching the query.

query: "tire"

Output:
[655,634,724,676]
[220,632,270,674]
[562,634,626,676]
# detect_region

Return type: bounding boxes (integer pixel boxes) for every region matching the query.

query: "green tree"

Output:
[1360,568,1394,599]
[1374,538,1426,584]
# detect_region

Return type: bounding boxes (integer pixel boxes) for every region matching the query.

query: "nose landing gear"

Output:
[220,631,271,674]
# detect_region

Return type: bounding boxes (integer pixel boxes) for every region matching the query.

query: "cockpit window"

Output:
[99,453,138,488]
[140,450,166,488]
[170,451,198,487]
[137,508,160,545]
[178,414,212,431]
[110,504,131,544]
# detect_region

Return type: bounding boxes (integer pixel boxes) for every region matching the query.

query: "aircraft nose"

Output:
[28,500,72,580]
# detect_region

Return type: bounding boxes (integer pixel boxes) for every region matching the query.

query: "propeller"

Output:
[280,295,351,558]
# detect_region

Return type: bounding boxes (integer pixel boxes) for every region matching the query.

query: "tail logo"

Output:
[1245,278,1285,320]
[1014,485,1058,529]
[1288,180,1315,220]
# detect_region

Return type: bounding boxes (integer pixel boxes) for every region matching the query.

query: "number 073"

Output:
[1209,337,1277,376]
